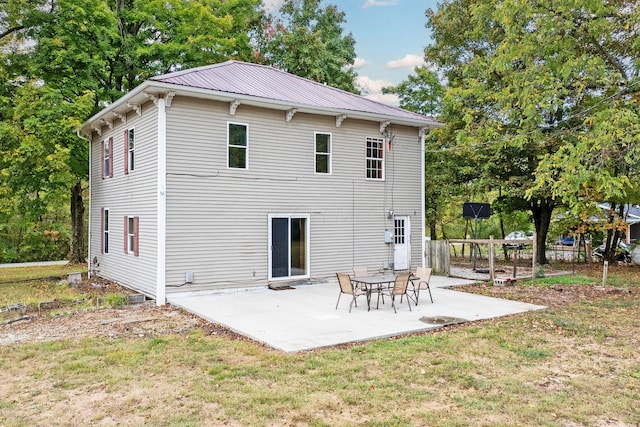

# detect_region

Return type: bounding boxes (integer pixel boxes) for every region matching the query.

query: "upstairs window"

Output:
[365,136,384,180]
[125,128,135,173]
[315,133,331,174]
[228,122,248,169]
[102,137,113,178]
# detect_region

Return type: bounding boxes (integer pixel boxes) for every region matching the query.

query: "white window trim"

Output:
[267,213,311,281]
[365,136,385,181]
[227,121,249,170]
[314,132,332,175]
[103,208,109,254]
[103,139,111,178]
[128,127,135,172]
[127,216,135,255]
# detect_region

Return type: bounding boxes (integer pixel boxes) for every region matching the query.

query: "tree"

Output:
[425,0,640,264]
[258,0,359,93]
[382,65,444,116]
[0,82,92,260]
[0,0,263,263]
[380,65,467,240]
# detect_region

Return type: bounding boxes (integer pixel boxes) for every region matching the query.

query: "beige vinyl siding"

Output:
[164,97,423,293]
[89,102,158,297]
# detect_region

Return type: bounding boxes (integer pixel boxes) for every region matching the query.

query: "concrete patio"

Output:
[168,276,546,353]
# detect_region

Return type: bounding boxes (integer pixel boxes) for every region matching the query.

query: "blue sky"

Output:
[262,0,440,104]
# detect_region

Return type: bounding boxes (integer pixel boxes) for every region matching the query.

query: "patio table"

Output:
[353,274,396,311]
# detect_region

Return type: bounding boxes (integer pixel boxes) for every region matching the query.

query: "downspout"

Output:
[77,130,92,273]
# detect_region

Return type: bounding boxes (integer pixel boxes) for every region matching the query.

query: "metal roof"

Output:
[598,203,640,225]
[150,61,439,125]
[81,60,441,135]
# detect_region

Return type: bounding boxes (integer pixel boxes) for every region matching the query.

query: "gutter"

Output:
[80,81,443,136]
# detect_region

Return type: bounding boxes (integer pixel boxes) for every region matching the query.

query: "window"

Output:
[315,132,331,174]
[394,218,406,244]
[125,128,135,173]
[124,216,139,256]
[365,136,384,180]
[102,208,109,254]
[228,122,248,169]
[127,217,134,254]
[102,137,113,178]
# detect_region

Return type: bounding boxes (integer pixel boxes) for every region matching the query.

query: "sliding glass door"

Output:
[269,215,309,279]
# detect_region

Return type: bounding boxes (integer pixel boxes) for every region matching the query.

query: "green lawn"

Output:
[0,263,128,312]
[0,264,86,307]
[1,265,639,426]
[0,263,84,284]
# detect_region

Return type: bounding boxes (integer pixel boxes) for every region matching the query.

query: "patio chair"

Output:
[352,266,368,277]
[351,266,369,292]
[377,272,412,313]
[408,267,434,305]
[335,272,367,313]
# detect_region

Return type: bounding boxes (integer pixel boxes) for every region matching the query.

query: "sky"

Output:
[262,0,440,105]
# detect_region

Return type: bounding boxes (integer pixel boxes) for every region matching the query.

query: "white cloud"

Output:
[366,92,400,106]
[353,57,368,69]
[357,75,399,106]
[262,0,286,12]
[362,0,399,8]
[387,54,425,70]
[357,75,394,94]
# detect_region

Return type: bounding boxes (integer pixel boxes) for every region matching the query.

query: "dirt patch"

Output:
[454,263,636,308]
[0,280,247,346]
[455,282,631,308]
[0,302,253,346]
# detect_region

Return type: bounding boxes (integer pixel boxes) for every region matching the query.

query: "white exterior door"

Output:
[393,216,410,270]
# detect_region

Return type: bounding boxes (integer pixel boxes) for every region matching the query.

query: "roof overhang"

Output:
[80,81,443,137]
[597,203,640,225]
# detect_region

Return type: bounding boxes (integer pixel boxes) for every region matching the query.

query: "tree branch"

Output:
[0,25,25,40]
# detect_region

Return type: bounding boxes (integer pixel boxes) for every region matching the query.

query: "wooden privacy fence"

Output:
[424,239,450,275]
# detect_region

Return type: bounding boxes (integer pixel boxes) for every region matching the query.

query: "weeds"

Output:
[0,264,130,314]
[99,293,127,308]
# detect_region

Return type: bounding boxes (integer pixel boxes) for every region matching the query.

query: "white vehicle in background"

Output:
[504,231,533,249]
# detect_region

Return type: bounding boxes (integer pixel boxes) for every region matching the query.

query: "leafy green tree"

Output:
[258,0,359,93]
[425,0,640,264]
[0,82,93,262]
[382,66,443,116]
[381,66,467,240]
[1,0,262,262]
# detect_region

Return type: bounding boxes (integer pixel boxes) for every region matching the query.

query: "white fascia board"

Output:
[80,80,443,136]
[80,81,154,135]
[144,82,443,129]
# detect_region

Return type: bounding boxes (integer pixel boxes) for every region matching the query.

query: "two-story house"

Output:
[80,61,441,305]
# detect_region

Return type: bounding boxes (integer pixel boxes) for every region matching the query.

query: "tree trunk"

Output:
[69,180,86,264]
[530,197,555,265]
[429,200,437,240]
[603,203,625,262]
